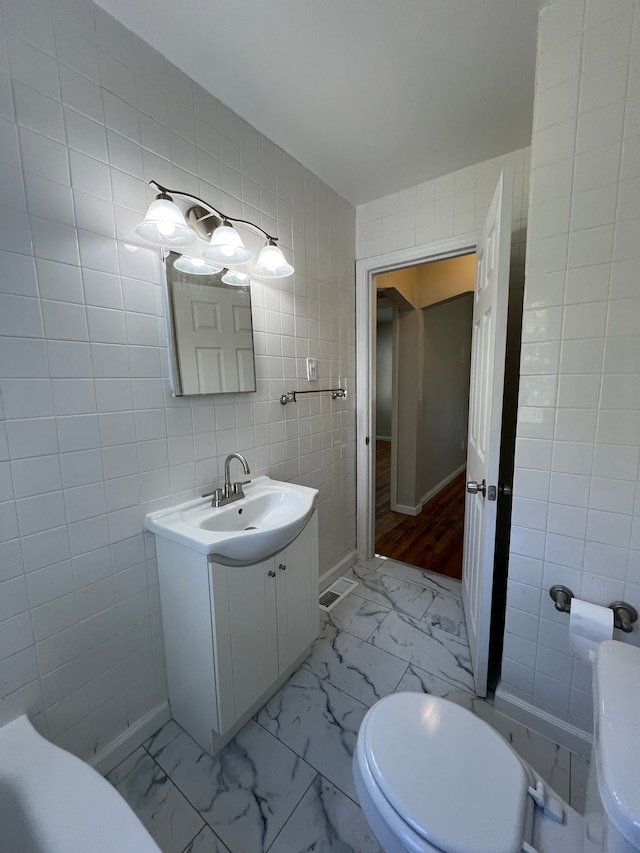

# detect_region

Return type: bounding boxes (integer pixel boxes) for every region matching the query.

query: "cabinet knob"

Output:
[268,570,276,578]
[279,563,286,571]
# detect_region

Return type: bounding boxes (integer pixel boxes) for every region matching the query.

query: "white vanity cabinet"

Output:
[155,511,319,755]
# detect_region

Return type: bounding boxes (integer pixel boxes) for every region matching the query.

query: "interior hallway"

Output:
[375,441,465,579]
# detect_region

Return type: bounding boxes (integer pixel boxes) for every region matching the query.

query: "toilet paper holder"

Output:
[549,585,638,633]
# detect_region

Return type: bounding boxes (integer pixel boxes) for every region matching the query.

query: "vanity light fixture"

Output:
[173,255,251,286]
[135,180,294,279]
[134,192,198,248]
[221,269,250,286]
[203,220,252,265]
[252,239,295,278]
[173,255,222,276]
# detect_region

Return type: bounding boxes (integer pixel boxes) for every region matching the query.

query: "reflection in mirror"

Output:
[163,252,257,396]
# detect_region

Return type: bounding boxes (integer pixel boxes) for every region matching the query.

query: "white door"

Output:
[462,169,513,697]
[172,281,255,394]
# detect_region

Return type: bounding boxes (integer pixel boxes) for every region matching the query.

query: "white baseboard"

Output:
[494,685,592,758]
[375,435,391,442]
[90,701,171,776]
[392,464,466,517]
[391,502,421,516]
[319,549,358,591]
[419,463,466,508]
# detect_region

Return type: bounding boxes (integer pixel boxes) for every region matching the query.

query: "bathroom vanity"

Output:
[146,477,319,755]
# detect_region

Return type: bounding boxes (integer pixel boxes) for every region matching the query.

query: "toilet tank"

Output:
[584,641,640,853]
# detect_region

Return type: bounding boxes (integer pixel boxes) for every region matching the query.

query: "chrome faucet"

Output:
[203,453,251,507]
[223,452,250,498]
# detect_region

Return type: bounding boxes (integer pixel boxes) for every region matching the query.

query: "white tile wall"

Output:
[0,0,355,759]
[356,148,530,284]
[500,0,640,734]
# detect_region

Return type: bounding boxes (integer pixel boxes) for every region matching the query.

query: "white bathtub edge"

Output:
[89,700,171,776]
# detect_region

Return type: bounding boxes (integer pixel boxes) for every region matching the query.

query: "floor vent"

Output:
[319,576,359,612]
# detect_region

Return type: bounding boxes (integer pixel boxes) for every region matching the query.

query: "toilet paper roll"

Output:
[569,599,614,663]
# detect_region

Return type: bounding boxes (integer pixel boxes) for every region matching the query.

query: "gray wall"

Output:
[375,320,393,439]
[419,294,472,499]
[395,308,423,508]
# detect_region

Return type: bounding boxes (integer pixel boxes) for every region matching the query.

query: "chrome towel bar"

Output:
[280,388,346,405]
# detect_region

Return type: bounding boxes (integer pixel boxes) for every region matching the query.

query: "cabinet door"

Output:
[275,513,319,673]
[211,560,278,732]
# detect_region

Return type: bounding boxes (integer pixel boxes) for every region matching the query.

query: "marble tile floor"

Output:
[107,555,590,853]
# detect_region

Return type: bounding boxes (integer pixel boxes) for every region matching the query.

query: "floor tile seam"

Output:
[320,619,413,662]
[320,588,392,617]
[179,824,211,853]
[300,657,411,709]
[355,592,431,622]
[315,771,366,809]
[398,580,463,603]
[345,588,389,610]
[303,655,401,711]
[140,741,226,846]
[262,772,319,853]
[384,605,472,655]
[372,642,476,696]
[154,737,311,853]
[253,682,368,802]
[319,615,392,645]
[421,585,464,602]
[363,608,412,661]
[107,743,147,778]
[372,559,463,585]
[252,716,327,791]
[337,588,420,620]
[418,609,469,643]
[369,568,438,596]
[250,713,326,783]
[340,630,419,671]
[397,661,478,699]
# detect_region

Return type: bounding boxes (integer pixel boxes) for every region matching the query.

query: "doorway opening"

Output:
[373,254,476,580]
[356,171,520,696]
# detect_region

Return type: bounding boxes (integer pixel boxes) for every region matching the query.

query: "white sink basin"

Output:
[145,476,318,565]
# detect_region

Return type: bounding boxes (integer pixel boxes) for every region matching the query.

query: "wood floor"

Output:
[375,440,465,580]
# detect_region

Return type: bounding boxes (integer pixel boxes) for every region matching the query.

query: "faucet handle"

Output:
[233,480,251,494]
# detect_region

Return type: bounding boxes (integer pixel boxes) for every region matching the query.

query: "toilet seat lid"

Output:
[361,693,529,853]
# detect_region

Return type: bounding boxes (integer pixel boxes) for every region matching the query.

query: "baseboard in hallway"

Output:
[375,441,465,579]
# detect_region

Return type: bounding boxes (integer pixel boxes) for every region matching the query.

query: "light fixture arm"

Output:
[148,180,279,244]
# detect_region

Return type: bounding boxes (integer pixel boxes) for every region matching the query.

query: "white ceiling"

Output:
[92,0,544,206]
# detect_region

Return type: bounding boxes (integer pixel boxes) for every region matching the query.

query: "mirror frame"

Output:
[162,252,257,397]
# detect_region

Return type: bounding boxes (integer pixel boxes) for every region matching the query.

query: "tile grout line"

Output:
[138,741,215,850]
[262,773,319,853]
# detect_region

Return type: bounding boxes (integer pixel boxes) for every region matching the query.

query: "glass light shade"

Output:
[252,241,294,278]
[174,255,223,276]
[222,269,250,286]
[134,196,197,248]
[202,222,253,265]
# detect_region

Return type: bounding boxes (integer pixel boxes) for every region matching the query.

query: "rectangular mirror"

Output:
[162,252,257,395]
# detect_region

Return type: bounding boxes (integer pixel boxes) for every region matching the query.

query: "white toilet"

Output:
[353,640,640,853]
